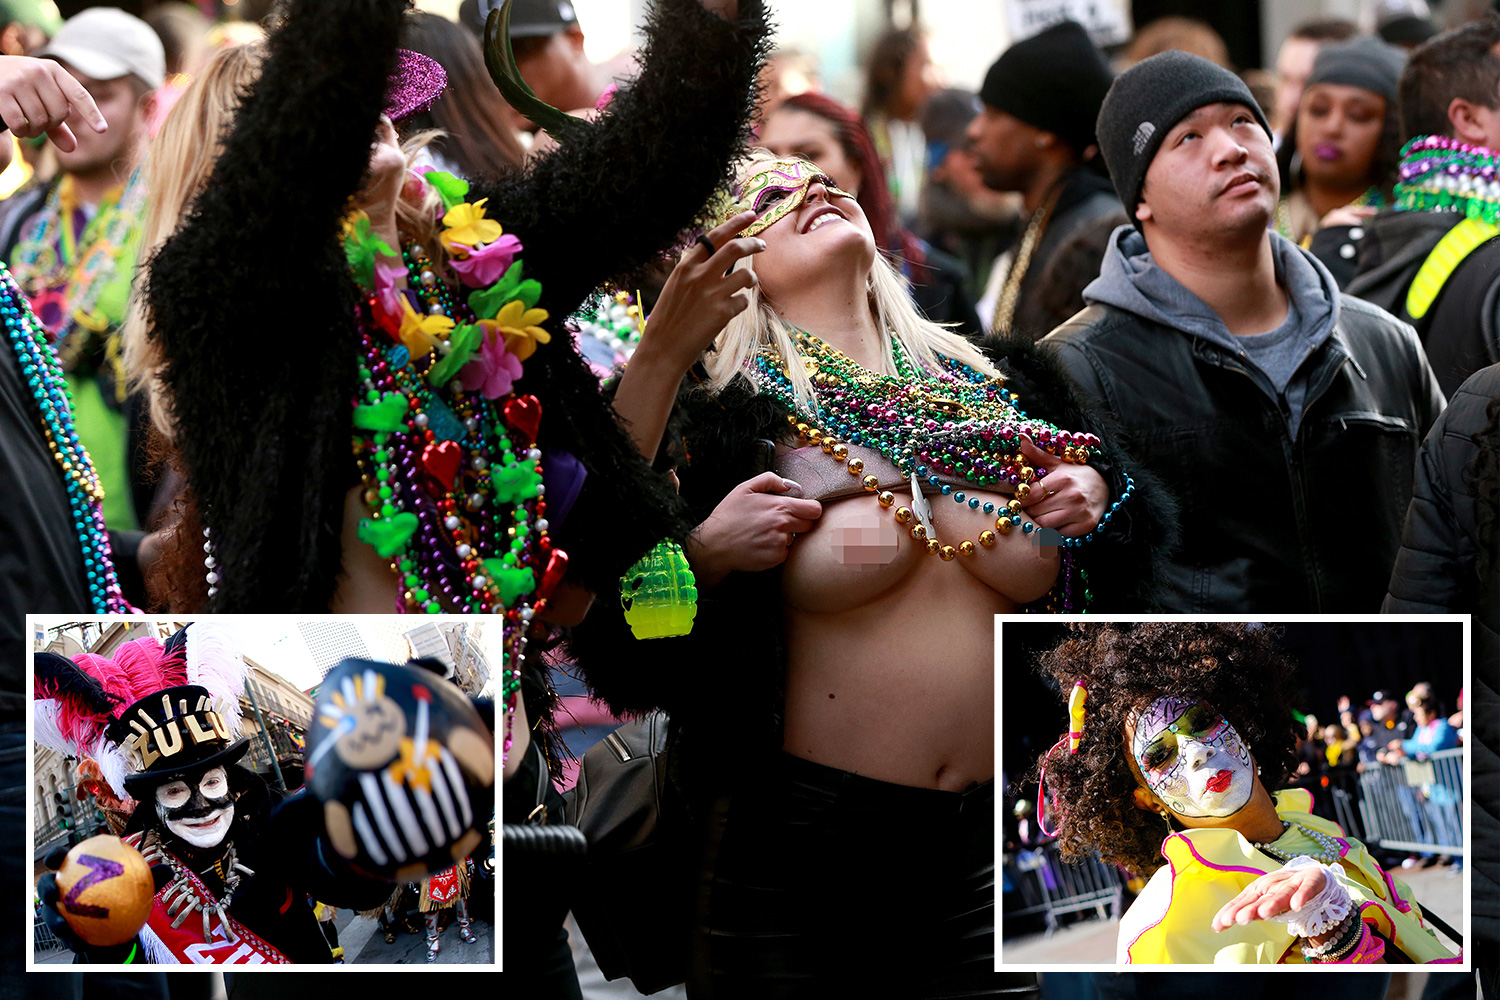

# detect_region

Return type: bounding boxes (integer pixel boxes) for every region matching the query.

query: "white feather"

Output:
[32,699,73,757]
[185,623,249,739]
[90,733,132,802]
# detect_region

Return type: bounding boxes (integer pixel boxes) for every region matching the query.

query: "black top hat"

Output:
[105,684,249,797]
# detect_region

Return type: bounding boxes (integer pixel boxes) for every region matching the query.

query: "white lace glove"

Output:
[1266,855,1354,937]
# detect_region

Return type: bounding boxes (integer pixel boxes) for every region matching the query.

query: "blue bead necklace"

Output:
[3,264,128,611]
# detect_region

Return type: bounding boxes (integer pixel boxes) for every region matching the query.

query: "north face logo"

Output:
[1132,121,1156,156]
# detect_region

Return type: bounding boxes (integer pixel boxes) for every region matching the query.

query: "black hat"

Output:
[1306,36,1406,103]
[479,0,577,38]
[1095,50,1272,227]
[105,685,249,798]
[979,21,1113,157]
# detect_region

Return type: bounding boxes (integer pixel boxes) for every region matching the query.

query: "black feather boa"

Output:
[565,333,1178,802]
[143,0,771,610]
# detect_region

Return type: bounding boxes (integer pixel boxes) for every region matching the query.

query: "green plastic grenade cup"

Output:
[620,540,698,638]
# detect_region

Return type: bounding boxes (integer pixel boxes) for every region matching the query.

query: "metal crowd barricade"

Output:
[1005,841,1122,937]
[1355,748,1464,856]
[34,911,62,956]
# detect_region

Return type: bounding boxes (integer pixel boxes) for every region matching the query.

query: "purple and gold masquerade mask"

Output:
[734,158,855,238]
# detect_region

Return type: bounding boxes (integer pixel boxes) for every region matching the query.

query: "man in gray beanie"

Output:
[1041,49,1444,613]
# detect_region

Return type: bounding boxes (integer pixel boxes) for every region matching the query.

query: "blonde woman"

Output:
[573,152,1171,995]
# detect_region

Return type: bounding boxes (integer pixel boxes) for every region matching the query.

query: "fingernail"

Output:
[754,239,766,250]
[781,479,803,497]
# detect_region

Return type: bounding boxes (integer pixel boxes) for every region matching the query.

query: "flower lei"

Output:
[753,331,1133,611]
[343,170,562,766]
[2,262,130,611]
[1394,135,1500,223]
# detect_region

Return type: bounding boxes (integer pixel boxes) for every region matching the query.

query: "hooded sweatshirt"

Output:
[1082,226,1341,437]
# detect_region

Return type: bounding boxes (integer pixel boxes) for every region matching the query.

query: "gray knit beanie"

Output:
[1306,36,1406,103]
[1096,50,1272,228]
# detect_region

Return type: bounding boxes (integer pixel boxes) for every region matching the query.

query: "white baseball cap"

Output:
[38,7,165,90]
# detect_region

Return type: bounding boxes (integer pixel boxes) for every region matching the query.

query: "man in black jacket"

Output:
[1042,51,1444,612]
[1346,17,1500,397]
[965,20,1126,341]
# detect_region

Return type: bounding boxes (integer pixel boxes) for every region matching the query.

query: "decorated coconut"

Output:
[54,835,154,946]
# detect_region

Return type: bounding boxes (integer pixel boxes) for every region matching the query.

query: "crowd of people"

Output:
[0,0,1495,996]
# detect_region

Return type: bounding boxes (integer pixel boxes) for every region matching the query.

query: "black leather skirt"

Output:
[691,752,1038,999]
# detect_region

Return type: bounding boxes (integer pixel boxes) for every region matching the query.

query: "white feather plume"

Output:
[32,698,72,757]
[90,733,132,802]
[185,622,249,739]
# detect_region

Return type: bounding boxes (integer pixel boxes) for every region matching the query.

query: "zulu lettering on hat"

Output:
[106,684,249,797]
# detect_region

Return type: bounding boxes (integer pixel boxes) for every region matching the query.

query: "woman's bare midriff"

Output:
[780,487,1060,791]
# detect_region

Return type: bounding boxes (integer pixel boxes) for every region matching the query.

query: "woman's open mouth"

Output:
[1206,769,1233,793]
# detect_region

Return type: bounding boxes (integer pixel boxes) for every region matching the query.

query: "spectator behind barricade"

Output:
[0,8,161,533]
[1119,16,1232,70]
[1370,688,1415,744]
[1273,37,1405,287]
[862,24,938,228]
[1295,713,1325,776]
[1338,694,1384,767]
[1269,19,1359,147]
[1324,722,1358,768]
[965,21,1125,341]
[1380,685,1457,761]
[1345,17,1500,397]
[917,88,1018,304]
[760,91,982,334]
[754,47,819,131]
[398,12,526,180]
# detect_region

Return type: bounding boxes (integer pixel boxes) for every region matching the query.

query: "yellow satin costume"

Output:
[1117,789,1462,964]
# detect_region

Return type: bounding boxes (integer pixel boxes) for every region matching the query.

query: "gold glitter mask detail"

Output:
[734,159,855,238]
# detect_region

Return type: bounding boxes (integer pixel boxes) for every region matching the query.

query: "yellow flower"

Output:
[480,298,551,361]
[440,199,503,253]
[398,296,455,359]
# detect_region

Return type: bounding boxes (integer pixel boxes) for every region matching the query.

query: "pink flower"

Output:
[459,331,524,398]
[371,261,409,323]
[448,233,523,288]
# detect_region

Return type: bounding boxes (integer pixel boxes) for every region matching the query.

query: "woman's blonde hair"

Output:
[123,42,446,439]
[123,42,268,439]
[703,151,1000,408]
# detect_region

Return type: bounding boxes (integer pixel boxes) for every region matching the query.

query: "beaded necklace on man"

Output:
[1394,135,1500,223]
[12,171,147,365]
[754,331,1131,609]
[2,264,129,611]
[343,173,559,766]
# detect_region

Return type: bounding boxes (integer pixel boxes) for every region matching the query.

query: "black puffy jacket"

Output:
[1383,364,1499,946]
[1044,295,1444,611]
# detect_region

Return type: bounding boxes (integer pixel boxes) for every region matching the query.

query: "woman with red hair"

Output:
[760,90,982,334]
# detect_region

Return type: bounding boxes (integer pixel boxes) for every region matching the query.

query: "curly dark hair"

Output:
[1031,622,1300,877]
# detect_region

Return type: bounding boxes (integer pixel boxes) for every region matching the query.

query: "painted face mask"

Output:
[1132,698,1254,819]
[155,765,235,850]
[734,158,855,238]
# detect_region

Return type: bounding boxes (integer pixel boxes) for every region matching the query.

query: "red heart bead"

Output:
[537,547,569,600]
[422,440,462,490]
[503,394,542,444]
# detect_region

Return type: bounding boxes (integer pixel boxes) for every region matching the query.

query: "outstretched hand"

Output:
[0,56,106,152]
[37,847,169,958]
[1013,438,1107,537]
[1211,865,1328,932]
